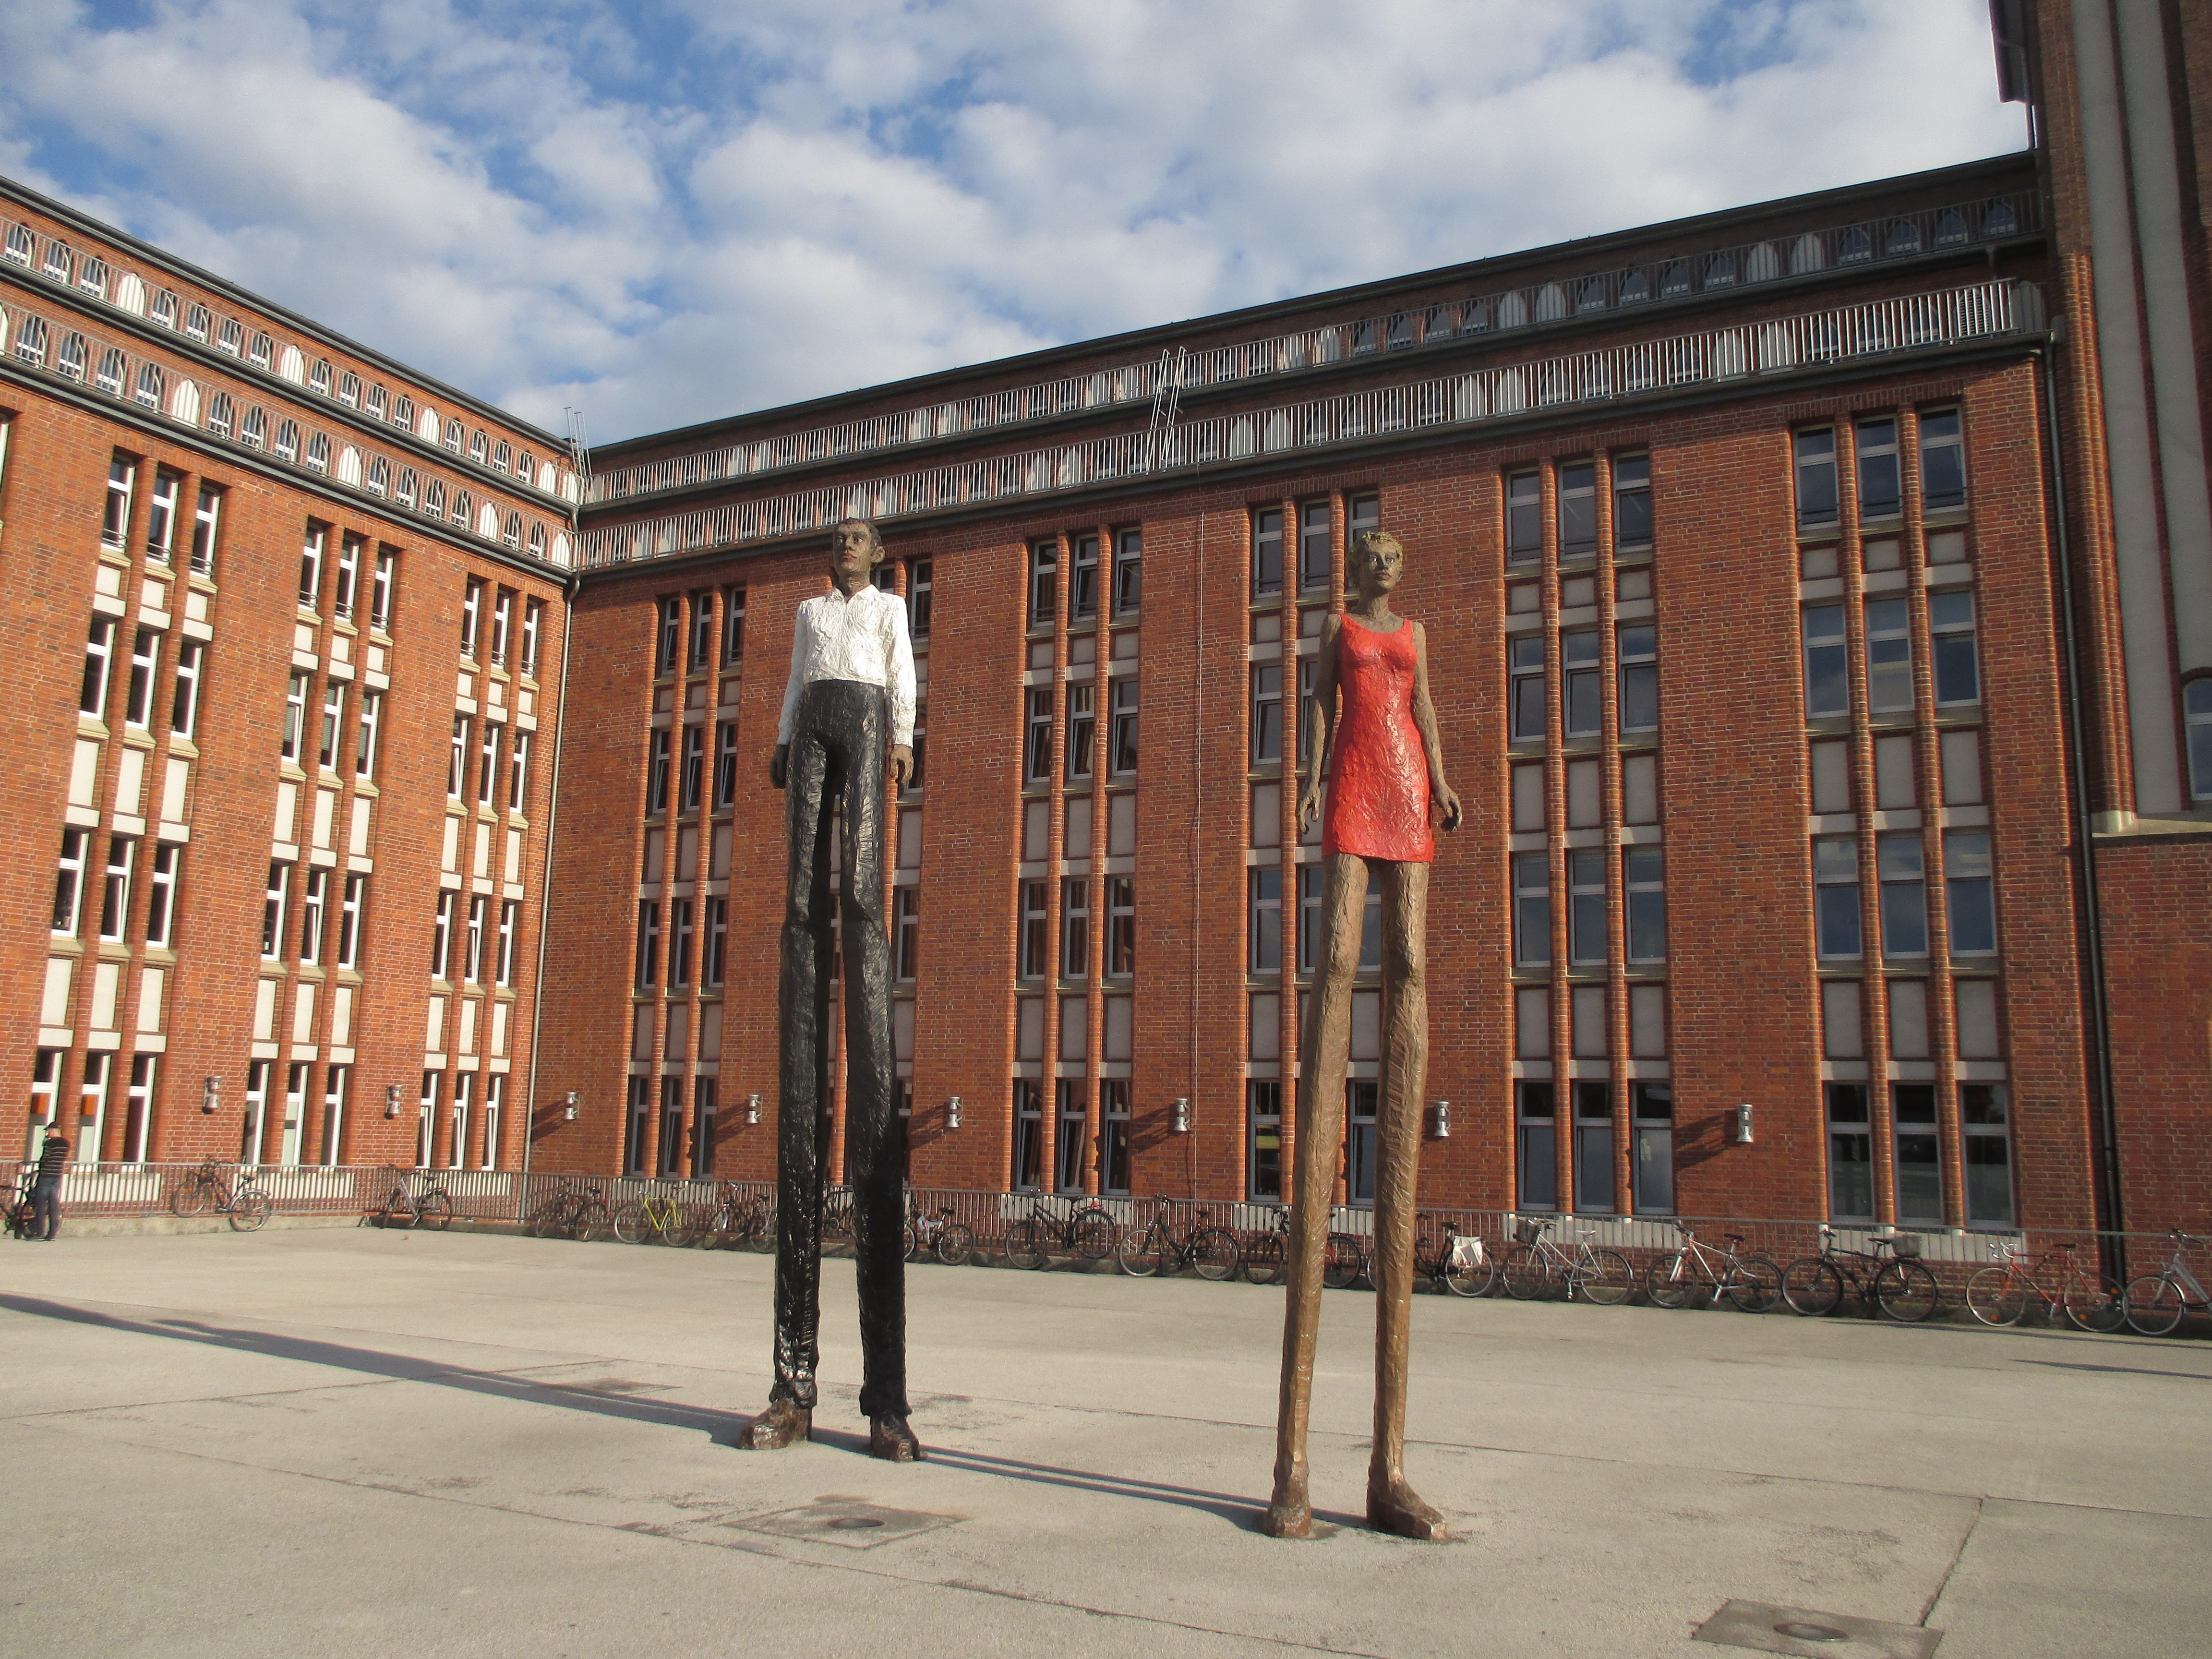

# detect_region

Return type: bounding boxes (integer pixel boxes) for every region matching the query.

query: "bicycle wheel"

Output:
[2062,1270,2126,1334]
[747,1202,777,1251]
[1781,1257,1845,1316]
[1115,1221,1163,1277]
[419,1190,453,1231]
[1191,1226,1240,1282]
[571,1196,607,1241]
[1243,1234,1286,1286]
[230,1189,273,1233]
[2125,1274,2186,1336]
[1322,1234,1365,1290]
[1006,1219,1047,1271]
[1071,1209,1116,1261]
[1577,1248,1635,1306]
[902,1221,922,1262]
[612,1201,648,1245]
[1501,1245,1559,1300]
[936,1224,974,1268]
[1443,1243,1496,1298]
[1722,1254,1784,1314]
[172,1176,214,1217]
[1644,1250,1703,1310]
[1874,1259,1940,1322]
[1966,1266,2027,1327]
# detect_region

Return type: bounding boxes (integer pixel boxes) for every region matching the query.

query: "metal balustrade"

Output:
[583,277,2038,568]
[587,190,2038,507]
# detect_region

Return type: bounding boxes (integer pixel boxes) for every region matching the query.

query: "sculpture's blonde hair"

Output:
[1351,529,1403,561]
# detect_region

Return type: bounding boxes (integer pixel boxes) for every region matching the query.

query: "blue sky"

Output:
[0,1,2028,443]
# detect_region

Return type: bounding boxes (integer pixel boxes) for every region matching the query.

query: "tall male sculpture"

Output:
[1263,528,1461,1540]
[739,518,923,1462]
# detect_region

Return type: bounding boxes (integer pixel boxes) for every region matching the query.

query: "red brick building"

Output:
[4,1,2206,1240]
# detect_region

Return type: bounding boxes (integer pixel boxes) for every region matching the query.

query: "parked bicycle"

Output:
[1780,1225,1941,1321]
[168,1160,274,1232]
[1114,1201,1239,1280]
[372,1165,453,1230]
[1644,1222,1782,1312]
[1413,1216,1497,1298]
[613,1187,702,1245]
[822,1185,855,1242]
[2124,1231,2211,1337]
[1240,1207,1293,1285]
[1005,1195,1118,1269]
[1965,1238,2124,1331]
[700,1182,775,1251]
[526,1179,610,1241]
[4,1178,38,1240]
[1498,1216,1635,1303]
[904,1197,974,1267]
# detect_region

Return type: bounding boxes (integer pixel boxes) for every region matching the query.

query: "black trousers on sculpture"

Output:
[772,678,908,1418]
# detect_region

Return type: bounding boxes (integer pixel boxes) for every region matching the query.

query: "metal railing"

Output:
[582,277,2038,568]
[586,190,2038,507]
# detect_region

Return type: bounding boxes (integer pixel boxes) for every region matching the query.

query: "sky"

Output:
[0,0,2029,445]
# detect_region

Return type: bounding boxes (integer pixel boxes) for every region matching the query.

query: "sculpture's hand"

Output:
[890,745,913,790]
[1297,778,1323,832]
[770,744,789,790]
[1435,781,1463,832]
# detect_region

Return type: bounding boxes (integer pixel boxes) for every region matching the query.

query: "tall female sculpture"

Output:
[1263,527,1461,1541]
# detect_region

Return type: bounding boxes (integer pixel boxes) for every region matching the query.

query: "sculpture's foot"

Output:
[1367,1475,1448,1541]
[1260,1469,1313,1539]
[737,1399,812,1450]
[868,1414,925,1462]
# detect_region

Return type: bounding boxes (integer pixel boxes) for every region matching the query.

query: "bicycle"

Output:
[1004,1195,1118,1269]
[613,1187,701,1245]
[1414,1216,1497,1298]
[2124,1232,2211,1337]
[1114,1202,1239,1280]
[168,1160,274,1232]
[903,1198,974,1267]
[699,1182,775,1250]
[526,1179,610,1241]
[1965,1239,2124,1331]
[1780,1225,1941,1321]
[373,1165,453,1230]
[1644,1222,1782,1312]
[4,1179,38,1240]
[1498,1216,1635,1304]
[1240,1207,1293,1285]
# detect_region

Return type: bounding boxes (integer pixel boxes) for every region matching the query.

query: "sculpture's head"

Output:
[1348,529,1405,598]
[829,518,886,589]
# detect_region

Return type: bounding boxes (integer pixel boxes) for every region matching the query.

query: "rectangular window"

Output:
[1029,541,1058,626]
[1826,1083,1873,1220]
[1248,1080,1283,1201]
[297,868,326,964]
[1630,1081,1673,1214]
[1516,1081,1557,1210]
[655,597,680,673]
[1878,834,1927,956]
[1624,847,1666,962]
[299,526,325,609]
[338,874,364,969]
[2188,681,2212,800]
[1929,591,1979,704]
[125,1055,157,1164]
[704,897,727,986]
[1506,471,1541,562]
[82,617,116,719]
[1298,501,1332,592]
[1892,1082,1942,1222]
[634,901,659,988]
[99,836,134,941]
[190,485,222,576]
[1617,625,1657,733]
[264,863,290,959]
[319,681,345,770]
[1106,877,1135,977]
[668,897,691,987]
[1251,665,1283,763]
[686,589,712,670]
[463,894,487,983]
[647,729,671,813]
[1561,631,1601,736]
[448,716,469,796]
[171,640,203,737]
[1864,598,1913,714]
[1513,851,1551,965]
[1814,837,1862,957]
[1557,461,1597,556]
[1249,867,1282,973]
[124,627,159,728]
[1962,1083,2013,1226]
[53,829,88,935]
[371,550,395,632]
[1070,533,1098,620]
[1857,417,1901,519]
[1109,680,1138,774]
[895,887,919,981]
[1802,606,1847,717]
[146,844,179,947]
[706,723,735,809]
[904,564,930,642]
[1066,685,1094,779]
[355,692,382,780]
[508,729,531,811]
[1343,1080,1378,1205]
[1024,688,1053,782]
[1061,877,1089,978]
[1795,428,1839,529]
[488,588,514,668]
[335,536,360,619]
[1113,528,1142,615]
[1567,849,1607,964]
[1291,864,1321,972]
[1945,832,1996,955]
[1252,508,1283,597]
[1920,409,1965,511]
[281,671,309,761]
[461,578,484,656]
[1013,1079,1046,1191]
[103,455,134,547]
[521,598,544,675]
[1510,636,1546,740]
[429,890,453,978]
[145,470,180,561]
[1019,880,1050,978]
[680,724,704,810]
[1612,454,1652,548]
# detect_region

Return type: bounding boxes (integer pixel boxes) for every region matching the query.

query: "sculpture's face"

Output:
[830,522,878,586]
[1350,534,1403,597]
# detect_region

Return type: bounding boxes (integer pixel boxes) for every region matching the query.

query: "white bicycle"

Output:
[2124,1231,2210,1336]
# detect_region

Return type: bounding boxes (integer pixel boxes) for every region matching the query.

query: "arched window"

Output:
[304,432,330,473]
[207,392,234,436]
[422,480,445,517]
[216,319,244,356]
[113,272,144,314]
[396,467,417,506]
[528,522,546,559]
[278,344,306,384]
[1534,283,1567,322]
[517,449,534,483]
[550,532,571,567]
[55,331,87,378]
[79,257,109,298]
[169,379,201,424]
[469,430,489,465]
[364,457,388,496]
[3,224,31,265]
[1791,233,1827,274]
[2187,679,2212,800]
[444,418,464,453]
[96,347,127,395]
[1495,291,1528,328]
[1885,219,1922,256]
[1659,261,1692,298]
[338,371,361,407]
[1618,269,1650,305]
[364,384,387,419]
[1935,209,1968,246]
[309,358,332,396]
[152,289,180,328]
[12,315,42,365]
[1703,252,1736,288]
[249,332,274,369]
[501,510,521,548]
[1983,202,2018,238]
[451,488,473,526]
[1838,227,1873,264]
[42,240,72,283]
[274,419,300,462]
[135,362,164,408]
[1744,241,1780,282]
[414,403,437,440]
[1576,277,1609,314]
[493,440,512,474]
[240,407,268,449]
[337,446,362,486]
[185,303,210,342]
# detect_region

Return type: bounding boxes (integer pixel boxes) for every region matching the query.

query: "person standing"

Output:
[30,1128,70,1241]
[740,518,923,1462]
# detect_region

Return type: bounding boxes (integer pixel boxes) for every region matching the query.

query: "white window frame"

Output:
[99,836,134,942]
[102,455,133,547]
[53,829,88,936]
[337,874,364,969]
[146,843,179,947]
[171,640,202,737]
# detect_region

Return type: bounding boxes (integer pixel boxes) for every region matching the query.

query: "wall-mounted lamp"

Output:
[946,1095,963,1131]
[563,1089,580,1123]
[1431,1099,1452,1140]
[745,1092,762,1126]
[1733,1102,1755,1146]
[201,1076,221,1116]
[1172,1097,1191,1134]
[383,1082,401,1119]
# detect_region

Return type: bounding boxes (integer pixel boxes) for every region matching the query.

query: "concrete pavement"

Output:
[1,1227,2205,1658]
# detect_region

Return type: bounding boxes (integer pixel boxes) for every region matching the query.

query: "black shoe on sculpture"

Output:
[868,1414,924,1462]
[737,1399,812,1450]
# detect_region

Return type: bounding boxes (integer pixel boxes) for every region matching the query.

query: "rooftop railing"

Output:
[587,189,2038,507]
[581,277,2038,568]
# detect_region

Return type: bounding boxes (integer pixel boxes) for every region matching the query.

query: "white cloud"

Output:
[0,0,2026,441]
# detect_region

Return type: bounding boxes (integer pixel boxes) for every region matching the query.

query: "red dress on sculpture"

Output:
[1322,617,1433,864]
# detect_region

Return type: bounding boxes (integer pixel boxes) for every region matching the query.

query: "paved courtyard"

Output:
[1,1227,2205,1658]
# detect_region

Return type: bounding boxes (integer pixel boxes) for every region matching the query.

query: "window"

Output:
[1,224,28,265]
[1613,454,1652,548]
[53,830,88,935]
[1296,864,1323,972]
[1920,409,1965,511]
[135,362,165,410]
[371,550,395,631]
[1114,528,1142,615]
[682,589,711,671]
[647,730,671,814]
[204,392,232,439]
[895,887,919,980]
[1517,1082,1557,1210]
[672,898,695,986]
[54,330,85,379]
[461,578,484,657]
[1509,636,1546,740]
[145,470,180,561]
[444,419,464,453]
[1814,837,1861,956]
[1929,591,1979,705]
[1795,428,1839,529]
[1630,1081,1673,1213]
[291,526,323,609]
[634,901,659,988]
[1294,500,1331,592]
[1624,847,1666,962]
[1615,625,1658,734]
[1513,851,1551,965]
[1503,471,1543,564]
[1029,541,1058,626]
[1864,599,1912,714]
[473,721,498,806]
[520,598,544,675]
[1962,1083,2012,1226]
[429,891,454,979]
[1945,832,1996,955]
[1856,418,1901,518]
[1070,533,1098,620]
[460,894,486,982]
[1246,1080,1284,1200]
[96,347,127,397]
[338,874,364,969]
[1565,848,1607,965]
[721,586,746,665]
[1557,462,1597,556]
[1802,606,1848,718]
[240,407,267,449]
[81,618,115,718]
[1877,834,1927,956]
[508,729,531,812]
[146,844,179,947]
[906,563,930,642]
[280,671,309,761]
[1249,867,1282,972]
[355,692,382,780]
[1012,1079,1046,1190]
[1062,877,1090,977]
[1106,877,1134,977]
[398,469,421,509]
[442,716,466,797]
[171,640,204,737]
[1252,508,1283,597]
[301,869,327,965]
[319,681,345,769]
[1024,689,1053,782]
[189,485,221,575]
[1892,1083,1941,1223]
[1061,684,1095,779]
[96,837,135,941]
[1561,631,1601,737]
[704,897,727,986]
[102,456,134,547]
[336,370,360,407]
[1825,1083,1873,1220]
[1251,665,1283,763]
[2189,680,2212,799]
[124,628,160,728]
[1098,679,1136,775]
[333,536,360,619]
[264,864,290,959]
[1020,881,1050,978]
[679,724,704,811]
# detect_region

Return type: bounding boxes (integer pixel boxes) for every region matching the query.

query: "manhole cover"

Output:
[724,1501,957,1550]
[1694,1599,1941,1659]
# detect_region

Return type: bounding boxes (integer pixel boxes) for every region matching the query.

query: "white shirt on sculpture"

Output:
[777,583,918,750]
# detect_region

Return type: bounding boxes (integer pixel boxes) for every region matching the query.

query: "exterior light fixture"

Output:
[1733,1102,1755,1145]
[946,1095,963,1131]
[201,1075,221,1115]
[1172,1097,1191,1134]
[745,1093,762,1126]
[563,1089,580,1123]
[384,1082,401,1118]
[1431,1099,1452,1140]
